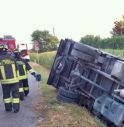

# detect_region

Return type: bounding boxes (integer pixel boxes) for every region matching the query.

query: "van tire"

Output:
[53,56,68,74]
[58,87,78,99]
[57,93,77,103]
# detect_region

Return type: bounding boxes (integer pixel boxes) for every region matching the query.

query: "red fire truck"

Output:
[0,35,16,51]
[0,35,30,61]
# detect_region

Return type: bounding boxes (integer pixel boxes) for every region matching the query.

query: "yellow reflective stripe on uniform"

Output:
[18,75,27,80]
[23,87,29,90]
[1,66,6,79]
[23,64,27,75]
[17,70,27,80]
[1,78,19,84]
[12,64,17,78]
[0,63,19,84]
[17,64,27,80]
[3,98,12,103]
[29,69,34,73]
[19,87,24,92]
[17,70,20,78]
[12,98,19,103]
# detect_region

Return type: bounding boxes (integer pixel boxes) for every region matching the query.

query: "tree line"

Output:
[80,15,124,49]
[31,14,124,52]
[80,35,124,49]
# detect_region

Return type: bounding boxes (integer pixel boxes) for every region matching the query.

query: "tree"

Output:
[111,15,124,36]
[80,35,101,47]
[31,30,59,52]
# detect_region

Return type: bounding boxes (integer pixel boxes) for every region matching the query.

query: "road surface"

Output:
[0,74,40,127]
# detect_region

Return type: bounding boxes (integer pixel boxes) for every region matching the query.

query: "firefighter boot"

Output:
[12,84,20,113]
[24,90,29,96]
[20,92,24,101]
[5,103,12,112]
[12,98,20,113]
[19,82,25,100]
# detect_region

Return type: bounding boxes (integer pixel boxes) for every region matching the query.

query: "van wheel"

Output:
[58,87,79,99]
[57,93,77,103]
[53,56,68,74]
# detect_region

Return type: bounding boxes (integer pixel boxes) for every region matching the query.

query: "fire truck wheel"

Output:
[73,43,99,57]
[58,87,79,99]
[53,56,68,74]
[71,49,94,62]
[57,93,77,103]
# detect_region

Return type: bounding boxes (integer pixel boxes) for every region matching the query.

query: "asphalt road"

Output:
[0,74,40,127]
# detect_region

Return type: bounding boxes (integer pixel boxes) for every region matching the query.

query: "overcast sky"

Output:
[0,0,124,46]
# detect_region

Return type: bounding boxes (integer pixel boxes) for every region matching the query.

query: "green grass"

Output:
[30,62,105,127]
[30,51,56,69]
[102,49,124,58]
[30,49,124,71]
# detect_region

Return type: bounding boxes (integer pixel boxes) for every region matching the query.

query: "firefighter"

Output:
[13,49,40,99]
[0,44,20,113]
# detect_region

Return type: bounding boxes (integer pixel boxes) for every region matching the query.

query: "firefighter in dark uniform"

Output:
[0,44,20,113]
[13,49,37,99]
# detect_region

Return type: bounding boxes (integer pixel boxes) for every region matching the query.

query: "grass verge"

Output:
[101,49,124,58]
[30,62,105,127]
[29,51,56,69]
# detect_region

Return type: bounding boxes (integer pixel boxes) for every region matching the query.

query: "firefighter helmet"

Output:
[13,49,20,58]
[0,44,8,52]
[14,49,19,53]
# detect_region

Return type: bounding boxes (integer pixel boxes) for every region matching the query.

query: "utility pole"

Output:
[53,27,55,36]
[34,40,40,64]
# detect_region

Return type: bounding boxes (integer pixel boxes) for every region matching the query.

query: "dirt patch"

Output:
[35,96,100,127]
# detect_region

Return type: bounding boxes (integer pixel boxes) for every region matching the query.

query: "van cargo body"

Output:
[47,39,124,127]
